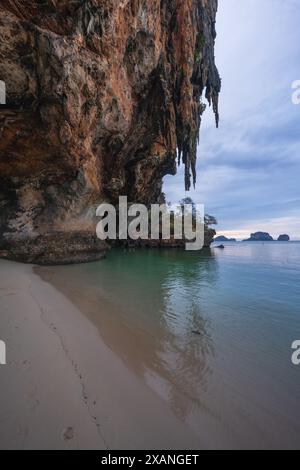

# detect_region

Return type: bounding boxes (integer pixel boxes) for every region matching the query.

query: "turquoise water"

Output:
[39,242,300,449]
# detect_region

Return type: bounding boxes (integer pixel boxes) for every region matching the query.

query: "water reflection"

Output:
[36,248,218,420]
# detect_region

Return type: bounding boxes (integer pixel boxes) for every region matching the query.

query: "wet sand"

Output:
[0,260,202,450]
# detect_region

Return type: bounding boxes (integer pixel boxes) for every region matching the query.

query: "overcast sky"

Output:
[163,0,300,240]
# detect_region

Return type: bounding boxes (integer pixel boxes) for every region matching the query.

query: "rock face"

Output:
[0,1,220,264]
[278,234,290,242]
[244,232,274,242]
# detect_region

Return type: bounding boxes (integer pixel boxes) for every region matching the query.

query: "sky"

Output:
[163,0,300,240]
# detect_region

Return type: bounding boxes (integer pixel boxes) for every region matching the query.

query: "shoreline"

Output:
[0,259,201,450]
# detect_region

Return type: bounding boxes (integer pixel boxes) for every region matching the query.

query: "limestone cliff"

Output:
[0,0,220,263]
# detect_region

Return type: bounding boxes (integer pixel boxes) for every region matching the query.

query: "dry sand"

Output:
[0,259,202,450]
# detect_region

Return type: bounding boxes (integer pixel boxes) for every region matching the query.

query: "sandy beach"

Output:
[0,259,202,450]
[1,246,300,450]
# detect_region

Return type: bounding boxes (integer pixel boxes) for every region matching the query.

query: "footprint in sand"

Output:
[62,427,75,441]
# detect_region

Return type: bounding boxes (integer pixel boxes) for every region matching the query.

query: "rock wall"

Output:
[0,0,220,263]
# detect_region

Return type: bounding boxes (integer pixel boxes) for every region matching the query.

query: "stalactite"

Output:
[175,0,221,191]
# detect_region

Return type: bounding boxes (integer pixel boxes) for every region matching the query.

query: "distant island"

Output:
[214,236,237,242]
[243,232,274,242]
[278,234,290,241]
[243,232,291,242]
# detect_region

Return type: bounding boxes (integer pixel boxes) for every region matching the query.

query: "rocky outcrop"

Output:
[0,1,220,264]
[214,235,236,242]
[278,234,290,242]
[244,232,274,242]
[116,223,216,250]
